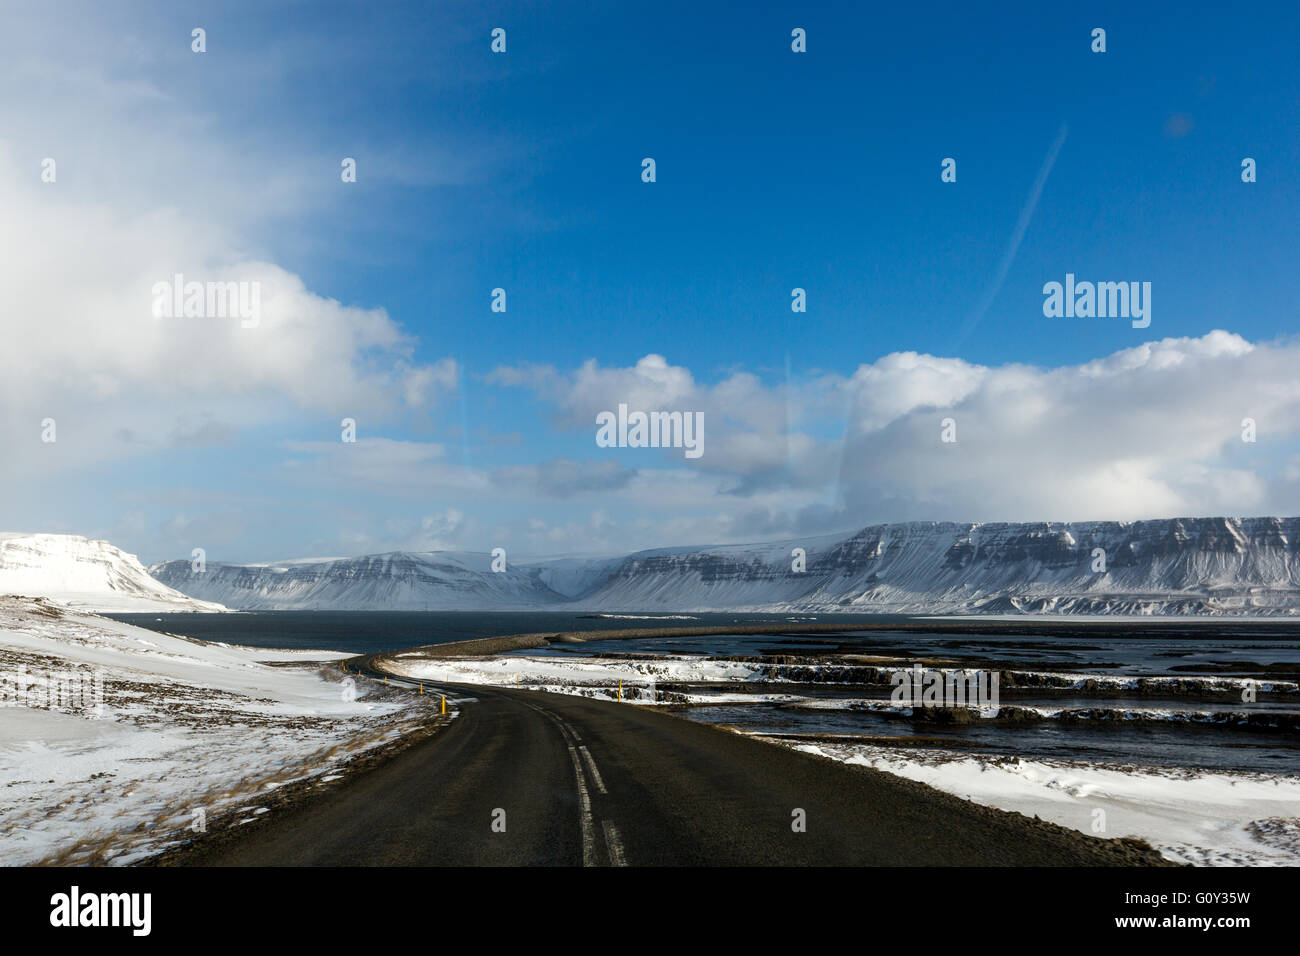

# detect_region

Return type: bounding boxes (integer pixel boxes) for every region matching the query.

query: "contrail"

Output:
[956,122,1069,345]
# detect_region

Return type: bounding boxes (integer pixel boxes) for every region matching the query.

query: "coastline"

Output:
[360,615,1300,664]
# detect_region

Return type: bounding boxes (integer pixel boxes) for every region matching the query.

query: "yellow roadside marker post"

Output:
[420,684,423,695]
[441,695,446,715]
[618,679,623,701]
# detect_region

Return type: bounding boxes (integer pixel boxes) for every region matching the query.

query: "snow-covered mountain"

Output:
[149,517,1300,615]
[149,551,570,611]
[0,533,226,612]
[565,518,1300,615]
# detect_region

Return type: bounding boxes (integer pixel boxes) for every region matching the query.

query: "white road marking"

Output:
[562,731,597,866]
[520,697,626,867]
[602,820,628,867]
[578,746,607,794]
[529,703,597,866]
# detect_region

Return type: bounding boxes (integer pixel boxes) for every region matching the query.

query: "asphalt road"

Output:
[167,674,1165,866]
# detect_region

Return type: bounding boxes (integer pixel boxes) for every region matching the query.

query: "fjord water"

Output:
[107,610,904,655]
[108,610,1300,673]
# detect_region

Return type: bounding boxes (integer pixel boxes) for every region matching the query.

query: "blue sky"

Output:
[277,0,1297,371]
[3,1,1299,563]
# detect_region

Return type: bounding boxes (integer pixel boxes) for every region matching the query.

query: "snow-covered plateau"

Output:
[150,516,1300,615]
[0,596,438,865]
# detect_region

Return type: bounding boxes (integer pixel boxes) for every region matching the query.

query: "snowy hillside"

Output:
[149,516,1300,615]
[0,533,226,612]
[0,595,440,865]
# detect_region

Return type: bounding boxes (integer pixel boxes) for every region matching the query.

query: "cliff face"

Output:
[567,517,1300,614]
[149,517,1300,615]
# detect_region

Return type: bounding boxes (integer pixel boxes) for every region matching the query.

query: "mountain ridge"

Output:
[146,516,1300,615]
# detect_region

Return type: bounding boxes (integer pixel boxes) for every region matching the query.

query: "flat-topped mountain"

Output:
[148,517,1300,615]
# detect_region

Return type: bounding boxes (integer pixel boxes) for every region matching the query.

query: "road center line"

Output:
[578,746,607,794]
[602,820,627,867]
[524,701,598,866]
[561,731,598,865]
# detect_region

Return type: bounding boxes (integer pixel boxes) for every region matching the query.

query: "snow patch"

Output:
[770,738,1300,866]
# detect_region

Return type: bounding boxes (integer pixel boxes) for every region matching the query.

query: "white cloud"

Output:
[491,333,1300,539]
[834,331,1300,523]
[844,351,986,433]
[0,12,461,489]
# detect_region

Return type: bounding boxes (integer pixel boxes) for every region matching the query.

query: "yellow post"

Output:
[441,695,446,715]
[618,679,623,701]
[420,684,423,695]
[384,676,388,685]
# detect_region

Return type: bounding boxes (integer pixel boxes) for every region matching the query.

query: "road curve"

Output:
[165,678,1165,867]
